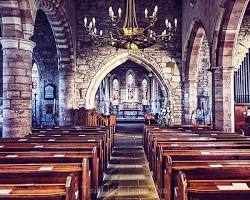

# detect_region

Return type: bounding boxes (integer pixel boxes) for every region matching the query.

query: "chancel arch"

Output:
[93,60,166,119]
[85,52,173,110]
[84,51,179,121]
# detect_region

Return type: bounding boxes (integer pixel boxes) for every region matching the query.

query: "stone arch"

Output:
[183,20,208,79]
[85,51,173,110]
[33,0,76,125]
[210,0,249,131]
[183,20,209,124]
[36,0,74,70]
[216,0,249,67]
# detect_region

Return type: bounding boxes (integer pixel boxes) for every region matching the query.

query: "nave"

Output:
[97,122,159,199]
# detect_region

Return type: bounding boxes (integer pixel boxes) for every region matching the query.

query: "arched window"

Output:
[142,78,148,105]
[112,78,119,105]
[127,73,135,101]
[32,63,39,95]
[32,62,39,125]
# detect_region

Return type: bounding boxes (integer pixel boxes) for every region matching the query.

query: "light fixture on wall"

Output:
[83,0,178,50]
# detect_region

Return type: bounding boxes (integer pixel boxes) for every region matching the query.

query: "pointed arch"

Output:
[212,0,249,131]
[183,20,210,124]
[85,52,172,109]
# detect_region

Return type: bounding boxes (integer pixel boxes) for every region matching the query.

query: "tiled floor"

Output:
[97,122,159,200]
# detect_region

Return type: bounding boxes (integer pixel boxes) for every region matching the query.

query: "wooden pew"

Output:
[0,161,90,200]
[149,134,247,171]
[0,148,100,190]
[175,169,250,200]
[32,126,114,152]
[154,140,250,183]
[28,132,110,166]
[31,128,112,161]
[165,159,250,200]
[0,173,77,200]
[157,148,250,197]
[0,141,102,172]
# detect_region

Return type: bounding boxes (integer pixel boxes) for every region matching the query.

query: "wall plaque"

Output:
[44,84,55,100]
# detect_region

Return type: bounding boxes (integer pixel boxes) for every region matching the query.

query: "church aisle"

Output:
[97,126,159,200]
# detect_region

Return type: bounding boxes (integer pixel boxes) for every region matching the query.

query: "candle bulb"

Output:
[118,8,122,18]
[174,18,178,28]
[152,11,156,18]
[144,8,148,18]
[154,5,158,14]
[92,17,96,27]
[165,19,169,28]
[100,30,103,36]
[109,6,113,17]
[169,22,172,29]
[94,28,97,34]
[84,17,87,27]
[89,21,93,29]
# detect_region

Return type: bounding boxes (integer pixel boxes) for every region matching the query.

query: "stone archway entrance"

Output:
[85,51,177,121]
[85,51,173,109]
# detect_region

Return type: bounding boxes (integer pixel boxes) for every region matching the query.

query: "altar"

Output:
[119,109,141,118]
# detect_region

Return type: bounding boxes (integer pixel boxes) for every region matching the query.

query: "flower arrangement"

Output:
[157,100,172,126]
[109,102,117,115]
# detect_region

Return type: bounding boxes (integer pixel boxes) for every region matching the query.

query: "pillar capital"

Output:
[0,37,36,52]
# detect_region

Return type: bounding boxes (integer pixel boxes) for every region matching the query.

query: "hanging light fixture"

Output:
[83,0,177,50]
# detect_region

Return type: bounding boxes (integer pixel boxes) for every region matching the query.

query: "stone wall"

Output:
[75,0,182,124]
[31,10,59,126]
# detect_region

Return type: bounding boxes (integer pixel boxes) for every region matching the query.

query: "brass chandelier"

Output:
[83,0,177,50]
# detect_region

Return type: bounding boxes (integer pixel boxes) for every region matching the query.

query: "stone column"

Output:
[183,79,197,124]
[0,38,35,138]
[211,66,235,132]
[58,66,75,126]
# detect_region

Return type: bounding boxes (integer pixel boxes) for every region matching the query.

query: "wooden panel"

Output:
[235,103,250,131]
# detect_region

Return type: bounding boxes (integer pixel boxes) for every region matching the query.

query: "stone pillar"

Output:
[212,66,235,132]
[183,79,197,124]
[58,66,75,126]
[0,38,35,138]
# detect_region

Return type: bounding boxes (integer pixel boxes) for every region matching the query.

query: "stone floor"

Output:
[97,122,159,200]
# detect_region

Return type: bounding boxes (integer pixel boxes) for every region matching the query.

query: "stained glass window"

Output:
[127,73,134,101]
[112,78,119,105]
[142,78,148,105]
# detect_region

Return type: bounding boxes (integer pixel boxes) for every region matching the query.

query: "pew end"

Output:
[174,171,188,200]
